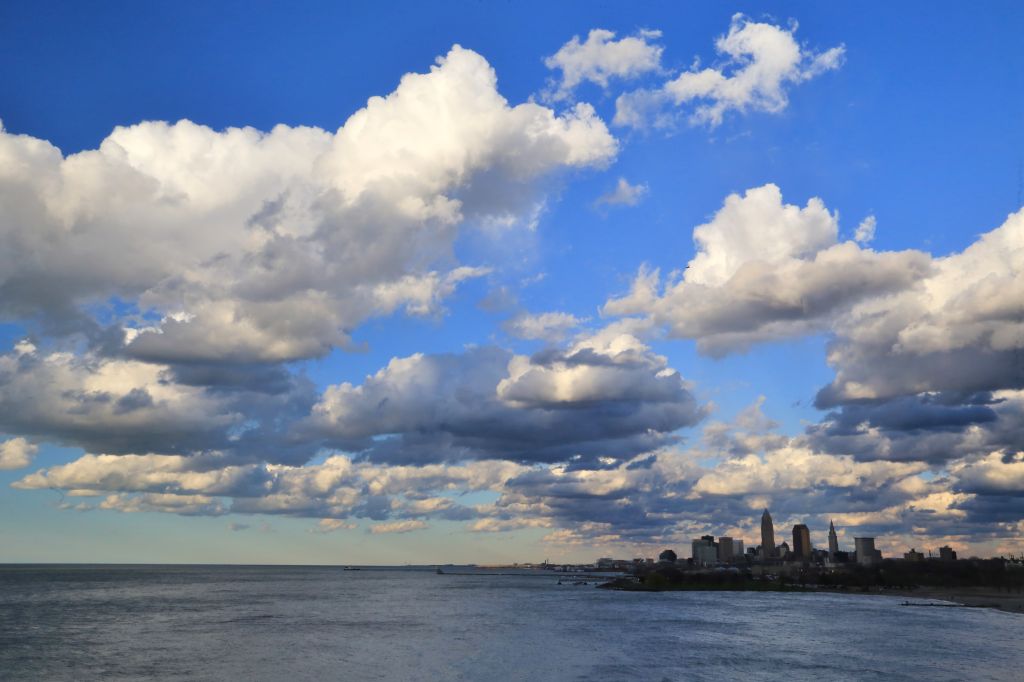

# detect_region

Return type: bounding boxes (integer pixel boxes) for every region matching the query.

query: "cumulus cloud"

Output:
[0,341,317,463]
[817,207,1024,406]
[0,46,616,364]
[614,15,844,128]
[604,184,930,355]
[15,452,524,523]
[544,28,664,101]
[307,330,706,466]
[595,178,649,208]
[0,343,235,455]
[11,392,1018,556]
[503,311,586,342]
[0,437,37,470]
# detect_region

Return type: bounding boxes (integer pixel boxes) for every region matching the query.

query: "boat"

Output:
[343,566,361,571]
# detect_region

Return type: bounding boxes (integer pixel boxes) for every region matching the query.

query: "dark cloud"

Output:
[307,338,706,467]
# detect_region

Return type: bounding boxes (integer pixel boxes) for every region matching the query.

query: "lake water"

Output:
[1,565,1021,681]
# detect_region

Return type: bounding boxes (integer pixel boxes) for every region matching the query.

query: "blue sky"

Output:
[1,1,1023,564]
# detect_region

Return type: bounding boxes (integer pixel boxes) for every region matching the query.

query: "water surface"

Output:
[1,565,1021,681]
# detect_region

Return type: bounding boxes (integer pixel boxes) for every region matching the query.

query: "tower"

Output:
[828,520,839,557]
[761,509,775,558]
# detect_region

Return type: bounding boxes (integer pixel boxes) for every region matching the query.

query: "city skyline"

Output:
[1,2,1023,565]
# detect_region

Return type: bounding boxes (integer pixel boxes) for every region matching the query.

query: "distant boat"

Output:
[343,566,361,571]
[436,567,444,574]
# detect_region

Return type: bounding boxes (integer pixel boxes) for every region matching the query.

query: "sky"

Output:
[1,1,1023,565]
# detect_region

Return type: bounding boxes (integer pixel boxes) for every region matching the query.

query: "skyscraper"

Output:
[792,524,811,558]
[828,520,839,557]
[761,509,775,558]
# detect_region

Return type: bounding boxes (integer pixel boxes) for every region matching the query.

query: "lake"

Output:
[1,565,1021,681]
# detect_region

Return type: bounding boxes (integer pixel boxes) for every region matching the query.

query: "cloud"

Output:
[503,311,586,342]
[544,29,663,101]
[369,519,428,534]
[604,184,930,355]
[614,15,844,128]
[0,46,616,364]
[313,518,358,533]
[817,207,1024,406]
[0,437,37,470]
[806,391,1024,465]
[98,493,228,516]
[0,341,318,463]
[854,215,876,244]
[595,178,649,208]
[307,330,706,466]
[0,344,235,455]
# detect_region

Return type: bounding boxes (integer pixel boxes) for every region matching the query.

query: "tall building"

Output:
[792,524,812,558]
[718,536,734,562]
[939,546,957,561]
[855,537,882,566]
[734,539,744,557]
[828,520,839,557]
[761,509,775,559]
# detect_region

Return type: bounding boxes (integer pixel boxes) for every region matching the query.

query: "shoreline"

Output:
[865,586,1024,615]
[601,580,1024,615]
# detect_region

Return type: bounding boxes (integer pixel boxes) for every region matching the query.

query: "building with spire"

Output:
[828,520,839,558]
[761,509,775,559]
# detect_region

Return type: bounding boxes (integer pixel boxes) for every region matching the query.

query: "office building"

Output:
[692,535,718,567]
[855,537,882,566]
[939,546,957,561]
[828,520,839,557]
[718,537,735,562]
[792,524,812,559]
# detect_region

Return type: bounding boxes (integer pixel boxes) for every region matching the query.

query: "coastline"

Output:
[867,587,1024,615]
[600,580,1024,615]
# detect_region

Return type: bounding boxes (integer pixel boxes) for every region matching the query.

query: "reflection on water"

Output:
[1,565,1021,681]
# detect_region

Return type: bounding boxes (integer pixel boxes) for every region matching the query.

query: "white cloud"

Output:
[819,207,1024,405]
[604,184,930,355]
[854,215,876,243]
[595,177,649,208]
[0,437,37,470]
[690,445,926,497]
[544,29,663,101]
[614,15,844,128]
[0,345,238,454]
[503,311,586,342]
[0,46,617,363]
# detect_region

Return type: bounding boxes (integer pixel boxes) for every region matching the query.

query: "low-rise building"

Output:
[904,548,924,562]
